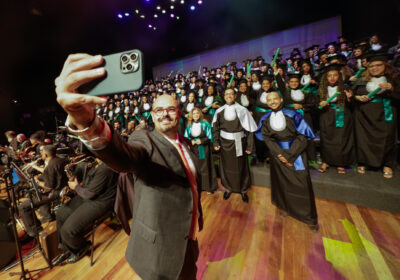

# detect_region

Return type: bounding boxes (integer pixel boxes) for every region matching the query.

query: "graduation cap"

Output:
[287,72,301,80]
[304,46,315,53]
[255,56,265,62]
[228,62,237,66]
[316,48,328,57]
[299,59,312,67]
[326,53,347,63]
[353,37,370,46]
[365,51,393,62]
[291,48,301,54]
[321,63,345,74]
[325,41,338,49]
[312,44,319,49]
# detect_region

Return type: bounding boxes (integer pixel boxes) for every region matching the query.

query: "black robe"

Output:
[318,97,356,166]
[276,74,318,161]
[253,90,273,162]
[236,91,253,111]
[259,111,318,225]
[213,107,255,193]
[185,122,218,192]
[353,77,400,168]
[201,95,221,123]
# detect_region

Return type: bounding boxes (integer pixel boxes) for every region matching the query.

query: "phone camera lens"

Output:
[126,63,133,71]
[121,55,129,63]
[130,53,138,61]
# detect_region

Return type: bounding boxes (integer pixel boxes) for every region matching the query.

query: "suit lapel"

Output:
[150,130,188,179]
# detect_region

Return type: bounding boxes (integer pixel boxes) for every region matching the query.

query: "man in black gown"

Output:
[255,92,318,231]
[212,89,257,202]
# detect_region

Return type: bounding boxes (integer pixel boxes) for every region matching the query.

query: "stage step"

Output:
[250,164,400,214]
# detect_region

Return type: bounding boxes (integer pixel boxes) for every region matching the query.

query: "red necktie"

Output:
[175,141,199,240]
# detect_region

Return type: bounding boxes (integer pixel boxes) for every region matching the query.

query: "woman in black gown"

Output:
[317,64,356,174]
[184,108,217,193]
[353,52,400,178]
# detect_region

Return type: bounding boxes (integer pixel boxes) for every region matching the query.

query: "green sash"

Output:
[330,104,344,128]
[370,97,394,123]
[184,121,213,160]
[284,104,304,116]
[255,106,271,113]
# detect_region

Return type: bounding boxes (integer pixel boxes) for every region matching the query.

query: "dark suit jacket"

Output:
[93,128,203,280]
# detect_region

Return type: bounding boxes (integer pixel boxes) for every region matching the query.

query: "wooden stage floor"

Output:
[1,186,400,280]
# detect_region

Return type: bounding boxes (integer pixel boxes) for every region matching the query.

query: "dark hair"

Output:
[30,132,42,141]
[318,69,346,105]
[42,144,57,157]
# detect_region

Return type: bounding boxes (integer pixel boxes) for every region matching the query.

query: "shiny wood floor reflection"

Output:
[1,186,399,280]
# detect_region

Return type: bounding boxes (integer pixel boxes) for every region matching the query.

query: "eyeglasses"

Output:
[153,106,178,116]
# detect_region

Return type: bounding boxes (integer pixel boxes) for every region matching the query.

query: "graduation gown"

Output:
[179,101,198,135]
[353,76,399,168]
[236,92,252,111]
[318,87,356,166]
[184,121,218,192]
[212,104,257,193]
[139,103,152,124]
[278,78,318,161]
[195,86,206,103]
[253,90,273,162]
[201,95,223,123]
[114,106,125,126]
[256,109,318,225]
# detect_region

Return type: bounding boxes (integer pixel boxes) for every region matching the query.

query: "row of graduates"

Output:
[179,51,399,231]
[183,53,400,178]
[97,51,400,186]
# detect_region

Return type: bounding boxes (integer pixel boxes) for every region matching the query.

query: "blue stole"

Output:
[255,109,315,171]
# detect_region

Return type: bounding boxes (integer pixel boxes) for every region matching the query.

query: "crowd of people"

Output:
[95,34,400,180]
[1,33,399,278]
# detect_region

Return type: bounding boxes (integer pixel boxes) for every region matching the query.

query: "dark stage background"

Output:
[1,0,399,143]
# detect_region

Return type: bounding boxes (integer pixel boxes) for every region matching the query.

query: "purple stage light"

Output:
[198,0,203,4]
[148,24,153,28]
[190,5,195,11]
[117,13,123,18]
[170,13,175,18]
[124,13,130,16]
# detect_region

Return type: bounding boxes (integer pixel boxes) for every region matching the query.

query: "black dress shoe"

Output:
[241,193,249,203]
[52,251,71,266]
[67,242,91,264]
[223,191,231,200]
[27,225,43,238]
[308,224,319,233]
